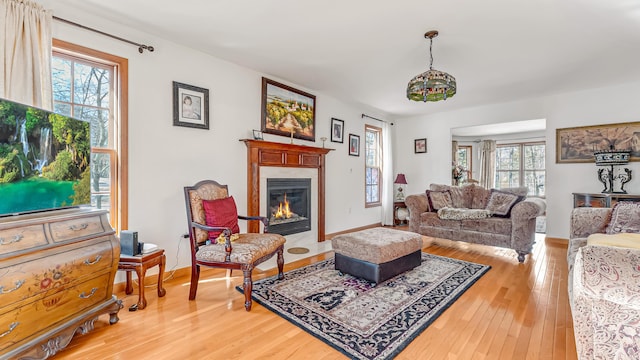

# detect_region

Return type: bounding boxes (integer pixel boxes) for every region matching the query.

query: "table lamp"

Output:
[394,174,408,200]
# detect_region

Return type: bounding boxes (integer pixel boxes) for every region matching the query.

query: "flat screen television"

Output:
[0,97,90,217]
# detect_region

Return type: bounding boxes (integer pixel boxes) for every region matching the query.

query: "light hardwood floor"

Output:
[55,232,576,359]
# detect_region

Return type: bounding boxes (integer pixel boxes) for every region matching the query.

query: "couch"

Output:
[568,205,640,359]
[405,183,546,262]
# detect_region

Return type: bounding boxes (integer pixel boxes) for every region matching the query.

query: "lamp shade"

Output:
[394,174,408,185]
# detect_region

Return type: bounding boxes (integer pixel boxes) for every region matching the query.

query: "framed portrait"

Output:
[556,121,640,163]
[261,77,316,141]
[349,134,360,156]
[415,138,427,153]
[331,118,344,143]
[173,81,209,129]
[252,130,264,140]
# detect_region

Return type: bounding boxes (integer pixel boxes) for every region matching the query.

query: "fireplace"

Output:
[267,178,311,236]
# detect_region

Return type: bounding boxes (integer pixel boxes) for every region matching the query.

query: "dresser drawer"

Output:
[0,273,110,351]
[0,224,47,256]
[0,239,114,307]
[48,215,106,243]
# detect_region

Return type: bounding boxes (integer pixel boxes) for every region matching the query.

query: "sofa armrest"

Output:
[570,207,611,239]
[405,193,429,233]
[511,199,545,220]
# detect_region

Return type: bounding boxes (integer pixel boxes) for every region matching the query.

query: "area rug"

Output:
[238,253,490,360]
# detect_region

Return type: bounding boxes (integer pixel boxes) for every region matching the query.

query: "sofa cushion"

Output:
[420,212,461,230]
[430,184,473,208]
[587,233,640,249]
[437,207,492,220]
[426,190,453,211]
[606,201,640,234]
[485,189,524,218]
[202,196,240,239]
[460,217,512,235]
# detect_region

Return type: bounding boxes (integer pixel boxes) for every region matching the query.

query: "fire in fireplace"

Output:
[267,178,311,236]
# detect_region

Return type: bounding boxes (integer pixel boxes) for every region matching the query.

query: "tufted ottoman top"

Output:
[331,227,423,264]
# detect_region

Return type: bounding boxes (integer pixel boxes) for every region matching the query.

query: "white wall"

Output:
[45,4,389,274]
[395,82,640,240]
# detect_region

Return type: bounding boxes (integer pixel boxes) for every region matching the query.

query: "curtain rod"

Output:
[361,113,393,125]
[53,16,154,53]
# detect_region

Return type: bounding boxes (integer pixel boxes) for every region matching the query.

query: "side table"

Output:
[394,200,408,226]
[118,249,167,310]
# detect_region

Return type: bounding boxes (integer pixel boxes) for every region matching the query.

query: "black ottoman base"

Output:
[334,250,422,284]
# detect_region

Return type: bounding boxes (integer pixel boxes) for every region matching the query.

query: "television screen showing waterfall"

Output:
[0,98,91,217]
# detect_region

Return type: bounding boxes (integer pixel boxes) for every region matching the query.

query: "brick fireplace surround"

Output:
[242,139,332,242]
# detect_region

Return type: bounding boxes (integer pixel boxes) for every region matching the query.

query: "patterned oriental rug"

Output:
[238,253,490,360]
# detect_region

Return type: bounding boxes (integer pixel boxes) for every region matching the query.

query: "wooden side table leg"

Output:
[125,271,133,295]
[135,264,147,310]
[157,254,166,297]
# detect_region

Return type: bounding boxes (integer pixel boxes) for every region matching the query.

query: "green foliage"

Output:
[25,108,47,133]
[0,146,20,183]
[49,113,90,171]
[42,150,77,181]
[267,101,287,125]
[72,168,91,205]
[291,110,314,130]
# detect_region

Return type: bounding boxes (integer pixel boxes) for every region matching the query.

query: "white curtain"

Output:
[0,0,52,109]
[479,140,496,188]
[381,121,394,226]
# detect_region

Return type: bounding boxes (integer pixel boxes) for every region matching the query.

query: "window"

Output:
[495,142,545,197]
[456,145,472,182]
[51,39,128,231]
[365,125,382,207]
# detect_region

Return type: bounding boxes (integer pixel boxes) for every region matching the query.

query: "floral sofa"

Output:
[405,183,546,262]
[568,204,640,359]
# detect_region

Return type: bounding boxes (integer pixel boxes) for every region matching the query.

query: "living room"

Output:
[3,0,640,359]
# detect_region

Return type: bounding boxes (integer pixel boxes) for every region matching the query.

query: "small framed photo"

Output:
[415,138,427,153]
[173,81,209,129]
[252,130,264,140]
[349,134,360,156]
[331,118,344,143]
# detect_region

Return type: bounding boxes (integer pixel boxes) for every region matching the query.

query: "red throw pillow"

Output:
[202,196,240,239]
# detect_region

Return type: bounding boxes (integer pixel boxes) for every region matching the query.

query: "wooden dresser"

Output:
[0,208,122,359]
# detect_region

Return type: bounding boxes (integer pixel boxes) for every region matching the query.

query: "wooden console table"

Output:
[573,192,640,208]
[118,249,166,310]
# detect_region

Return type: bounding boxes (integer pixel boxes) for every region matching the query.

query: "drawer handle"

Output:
[69,223,89,231]
[0,279,25,294]
[0,322,18,338]
[84,255,102,266]
[79,287,98,299]
[0,234,23,245]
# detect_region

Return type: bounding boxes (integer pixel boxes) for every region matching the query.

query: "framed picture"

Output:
[331,118,344,143]
[252,130,264,140]
[349,134,360,156]
[173,81,209,130]
[415,138,427,153]
[261,77,316,141]
[556,121,640,163]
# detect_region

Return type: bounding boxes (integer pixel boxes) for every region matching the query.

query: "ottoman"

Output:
[331,227,423,284]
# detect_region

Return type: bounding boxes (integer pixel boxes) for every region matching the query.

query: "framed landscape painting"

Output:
[261,77,316,141]
[556,121,640,163]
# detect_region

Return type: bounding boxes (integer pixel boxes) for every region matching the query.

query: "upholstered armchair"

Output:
[183,180,285,311]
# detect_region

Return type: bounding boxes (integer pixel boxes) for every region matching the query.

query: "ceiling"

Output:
[46,0,640,119]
